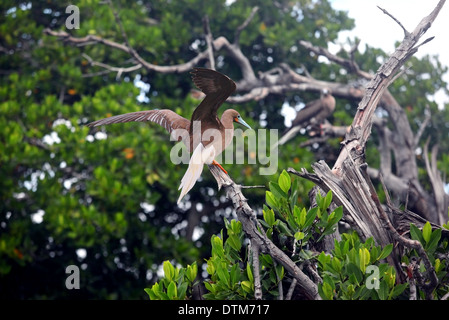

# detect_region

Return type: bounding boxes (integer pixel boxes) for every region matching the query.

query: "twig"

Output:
[377,6,410,37]
[423,138,447,224]
[234,6,259,45]
[386,66,411,88]
[414,104,431,147]
[273,260,283,300]
[241,185,266,189]
[285,279,297,300]
[203,16,215,70]
[82,53,142,79]
[299,40,371,80]
[409,278,417,300]
[251,239,263,300]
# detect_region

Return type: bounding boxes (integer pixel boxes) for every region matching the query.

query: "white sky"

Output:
[330,0,449,107]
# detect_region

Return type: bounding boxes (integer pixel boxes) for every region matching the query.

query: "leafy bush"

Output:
[145,170,449,300]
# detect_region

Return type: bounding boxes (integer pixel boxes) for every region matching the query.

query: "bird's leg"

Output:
[212,160,228,175]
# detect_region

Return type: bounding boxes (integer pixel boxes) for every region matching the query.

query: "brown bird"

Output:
[86,68,251,203]
[277,88,336,146]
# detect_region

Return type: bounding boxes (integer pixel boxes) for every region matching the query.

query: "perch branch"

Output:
[207,164,321,300]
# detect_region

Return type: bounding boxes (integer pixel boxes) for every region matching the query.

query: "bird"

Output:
[86,68,251,204]
[276,88,336,146]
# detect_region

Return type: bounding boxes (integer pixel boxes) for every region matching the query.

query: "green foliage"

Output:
[317,232,405,300]
[407,222,449,299]
[144,260,198,300]
[262,170,343,251]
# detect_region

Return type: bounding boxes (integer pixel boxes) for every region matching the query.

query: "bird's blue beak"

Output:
[234,115,252,130]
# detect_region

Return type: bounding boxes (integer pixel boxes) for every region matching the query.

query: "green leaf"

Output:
[241,281,253,293]
[323,191,332,211]
[246,262,254,283]
[144,287,158,300]
[426,228,442,253]
[167,281,177,300]
[186,262,197,283]
[377,280,389,300]
[289,179,300,208]
[177,282,188,300]
[346,263,363,285]
[263,205,275,227]
[216,263,230,288]
[304,207,318,228]
[265,191,279,210]
[392,283,407,298]
[294,231,305,241]
[230,264,240,288]
[278,169,291,193]
[163,260,175,281]
[294,206,306,228]
[269,181,287,199]
[226,234,241,252]
[378,244,393,261]
[409,223,424,245]
[422,221,432,243]
[359,248,366,273]
[277,220,293,237]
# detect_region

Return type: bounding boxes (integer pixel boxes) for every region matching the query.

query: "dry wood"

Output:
[207,164,321,300]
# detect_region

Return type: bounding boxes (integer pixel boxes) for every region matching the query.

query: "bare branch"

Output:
[250,240,263,300]
[202,16,216,70]
[414,104,431,147]
[299,40,372,80]
[234,6,259,45]
[424,139,448,224]
[208,164,321,300]
[81,53,142,79]
[377,6,410,37]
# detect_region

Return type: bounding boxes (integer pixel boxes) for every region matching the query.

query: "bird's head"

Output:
[233,113,251,130]
[223,109,251,129]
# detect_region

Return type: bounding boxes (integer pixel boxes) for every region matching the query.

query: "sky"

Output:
[330,0,449,107]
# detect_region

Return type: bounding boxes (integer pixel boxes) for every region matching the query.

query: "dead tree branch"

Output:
[207,164,321,300]
[289,1,446,283]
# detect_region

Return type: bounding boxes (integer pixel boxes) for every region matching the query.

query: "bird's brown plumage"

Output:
[86,68,250,203]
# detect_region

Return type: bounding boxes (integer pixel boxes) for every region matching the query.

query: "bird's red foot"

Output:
[212,160,228,175]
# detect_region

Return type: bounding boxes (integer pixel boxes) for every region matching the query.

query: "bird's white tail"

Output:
[177,143,215,204]
[275,126,302,147]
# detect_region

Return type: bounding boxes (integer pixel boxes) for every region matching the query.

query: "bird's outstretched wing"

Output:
[190,68,236,125]
[86,109,190,141]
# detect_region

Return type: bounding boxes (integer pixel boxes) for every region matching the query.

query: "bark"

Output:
[207,164,321,300]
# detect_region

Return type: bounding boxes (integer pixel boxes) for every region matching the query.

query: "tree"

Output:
[1,0,448,300]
